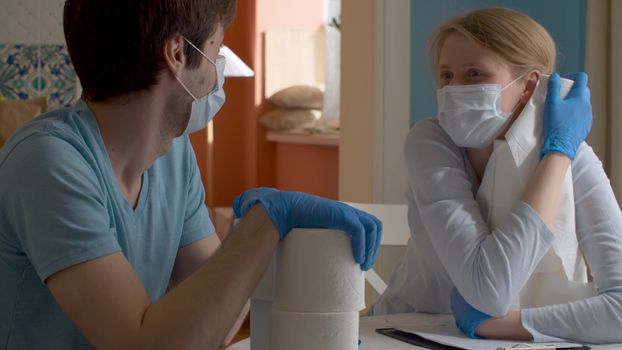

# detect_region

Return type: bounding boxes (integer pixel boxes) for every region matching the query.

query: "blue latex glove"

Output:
[232,187,382,271]
[541,72,593,160]
[450,288,492,339]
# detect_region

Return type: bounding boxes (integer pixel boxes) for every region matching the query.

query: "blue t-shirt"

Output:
[0,100,214,349]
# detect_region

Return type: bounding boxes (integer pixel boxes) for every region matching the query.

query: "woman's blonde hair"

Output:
[429,7,556,75]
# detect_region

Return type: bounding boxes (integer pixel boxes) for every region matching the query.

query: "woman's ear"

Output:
[163,34,186,78]
[519,70,541,103]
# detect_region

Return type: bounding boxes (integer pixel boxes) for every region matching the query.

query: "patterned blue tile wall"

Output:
[0,44,78,109]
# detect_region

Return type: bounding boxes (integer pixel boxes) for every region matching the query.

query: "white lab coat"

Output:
[372,118,622,344]
[476,76,595,310]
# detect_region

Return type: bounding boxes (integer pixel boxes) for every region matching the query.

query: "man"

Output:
[0,1,381,349]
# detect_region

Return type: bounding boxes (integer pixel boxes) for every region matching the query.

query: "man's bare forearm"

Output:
[222,300,250,346]
[139,205,278,349]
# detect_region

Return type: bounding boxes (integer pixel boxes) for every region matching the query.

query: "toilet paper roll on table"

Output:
[270,309,360,350]
[274,228,366,312]
[252,254,276,301]
[251,255,276,350]
[250,228,365,350]
[250,300,272,350]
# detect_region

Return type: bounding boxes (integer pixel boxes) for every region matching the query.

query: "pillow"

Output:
[269,85,324,110]
[260,108,320,131]
[0,97,47,146]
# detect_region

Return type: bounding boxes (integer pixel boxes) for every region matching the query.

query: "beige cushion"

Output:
[260,108,320,131]
[269,85,324,110]
[0,97,47,146]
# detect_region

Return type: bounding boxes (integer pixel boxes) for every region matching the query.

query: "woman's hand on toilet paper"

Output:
[233,187,382,270]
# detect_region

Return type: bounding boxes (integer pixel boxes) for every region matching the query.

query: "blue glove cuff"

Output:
[540,135,577,160]
[232,192,289,239]
[450,288,491,339]
[255,196,289,239]
[456,320,485,339]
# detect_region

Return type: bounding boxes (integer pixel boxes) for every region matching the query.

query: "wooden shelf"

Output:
[266,130,339,147]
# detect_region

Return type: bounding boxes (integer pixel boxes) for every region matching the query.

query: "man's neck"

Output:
[88,90,175,205]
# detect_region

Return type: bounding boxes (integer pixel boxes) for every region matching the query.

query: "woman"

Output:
[372,7,622,343]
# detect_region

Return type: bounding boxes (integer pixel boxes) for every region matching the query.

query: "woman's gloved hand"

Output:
[450,288,492,339]
[541,72,593,160]
[232,187,382,271]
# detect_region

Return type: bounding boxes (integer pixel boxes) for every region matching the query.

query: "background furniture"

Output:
[345,203,410,310]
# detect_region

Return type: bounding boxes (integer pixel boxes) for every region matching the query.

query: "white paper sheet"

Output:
[385,313,584,350]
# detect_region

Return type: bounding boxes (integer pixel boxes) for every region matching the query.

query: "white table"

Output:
[226,315,622,350]
[227,315,422,350]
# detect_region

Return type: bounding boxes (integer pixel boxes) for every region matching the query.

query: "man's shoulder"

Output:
[0,106,105,197]
[1,103,95,155]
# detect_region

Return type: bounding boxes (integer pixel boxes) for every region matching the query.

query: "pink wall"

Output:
[275,143,339,200]
[194,0,327,207]
[257,0,324,32]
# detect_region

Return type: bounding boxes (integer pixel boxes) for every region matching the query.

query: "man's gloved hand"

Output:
[450,288,492,339]
[541,72,593,160]
[232,187,382,271]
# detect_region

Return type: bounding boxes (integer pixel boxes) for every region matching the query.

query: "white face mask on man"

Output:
[436,74,525,148]
[176,37,226,135]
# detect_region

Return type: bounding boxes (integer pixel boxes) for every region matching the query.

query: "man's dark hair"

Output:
[64,0,236,102]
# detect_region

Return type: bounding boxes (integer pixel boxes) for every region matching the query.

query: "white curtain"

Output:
[585,0,622,205]
[318,0,341,130]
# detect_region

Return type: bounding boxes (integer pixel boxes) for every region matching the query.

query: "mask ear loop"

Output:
[499,72,531,120]
[182,36,220,95]
[501,72,529,91]
[183,37,217,66]
[175,75,198,101]
[511,71,547,105]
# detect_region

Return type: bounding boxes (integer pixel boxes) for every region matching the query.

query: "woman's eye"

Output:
[467,69,484,78]
[439,71,453,81]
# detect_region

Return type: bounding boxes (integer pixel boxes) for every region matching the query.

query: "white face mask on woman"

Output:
[436,74,524,148]
[176,37,226,135]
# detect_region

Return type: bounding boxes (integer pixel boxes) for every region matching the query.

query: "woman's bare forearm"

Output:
[476,310,533,340]
[521,153,571,226]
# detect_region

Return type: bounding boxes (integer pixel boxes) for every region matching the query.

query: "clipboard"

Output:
[375,327,591,350]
